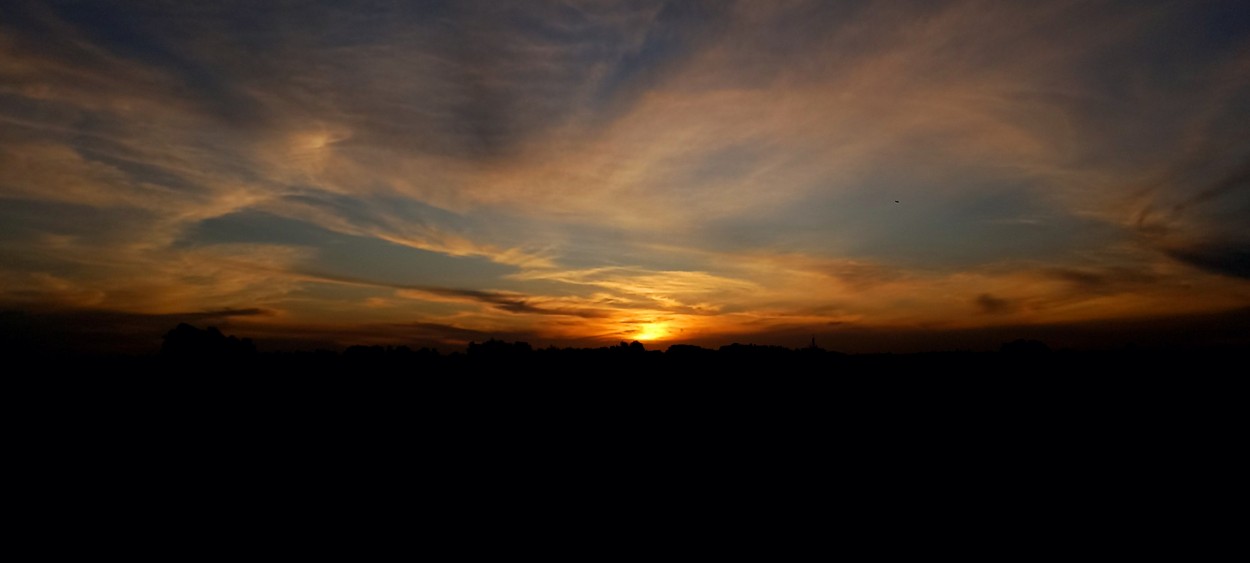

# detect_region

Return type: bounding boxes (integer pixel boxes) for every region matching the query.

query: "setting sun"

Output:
[633,322,673,343]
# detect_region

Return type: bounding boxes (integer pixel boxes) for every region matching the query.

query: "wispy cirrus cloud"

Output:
[2,1,1249,352]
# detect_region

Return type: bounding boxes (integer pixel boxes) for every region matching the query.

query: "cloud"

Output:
[975,294,1016,315]
[295,270,613,319]
[1171,158,1250,216]
[2,2,1249,352]
[1165,242,1250,280]
[510,266,756,313]
[1043,267,1161,294]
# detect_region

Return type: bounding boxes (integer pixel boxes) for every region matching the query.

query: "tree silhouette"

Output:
[161,323,255,361]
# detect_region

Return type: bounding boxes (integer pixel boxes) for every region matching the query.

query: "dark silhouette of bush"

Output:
[160,323,255,361]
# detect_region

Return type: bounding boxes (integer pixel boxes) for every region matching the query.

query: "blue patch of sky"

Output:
[578,2,726,115]
[271,190,631,299]
[281,189,476,235]
[73,146,203,195]
[0,198,160,278]
[283,282,467,317]
[697,174,1126,270]
[0,198,155,245]
[1063,3,1244,108]
[42,3,276,126]
[180,211,515,290]
[62,112,270,190]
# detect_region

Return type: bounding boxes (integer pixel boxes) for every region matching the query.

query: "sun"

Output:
[633,321,672,342]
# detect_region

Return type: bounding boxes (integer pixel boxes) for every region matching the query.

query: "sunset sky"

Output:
[3,1,1249,353]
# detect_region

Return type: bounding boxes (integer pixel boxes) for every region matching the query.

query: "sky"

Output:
[2,1,1250,354]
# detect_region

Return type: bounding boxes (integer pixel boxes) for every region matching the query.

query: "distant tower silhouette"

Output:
[809,335,817,349]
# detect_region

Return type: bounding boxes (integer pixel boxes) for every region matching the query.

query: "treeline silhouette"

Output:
[143,322,1224,375]
[23,322,1236,469]
[19,322,1239,425]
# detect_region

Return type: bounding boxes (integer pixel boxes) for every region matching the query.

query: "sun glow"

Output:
[633,321,673,342]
